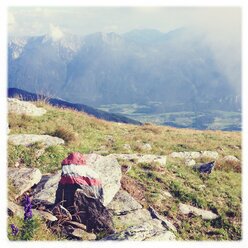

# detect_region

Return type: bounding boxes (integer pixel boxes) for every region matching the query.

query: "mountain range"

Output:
[8,28,241,127]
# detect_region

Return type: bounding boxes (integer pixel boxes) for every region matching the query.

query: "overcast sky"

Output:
[9,7,240,37]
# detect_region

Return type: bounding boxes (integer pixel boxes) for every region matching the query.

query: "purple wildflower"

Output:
[10,224,19,236]
[24,194,33,221]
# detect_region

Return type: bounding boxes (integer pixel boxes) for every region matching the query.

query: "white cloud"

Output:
[48,24,64,41]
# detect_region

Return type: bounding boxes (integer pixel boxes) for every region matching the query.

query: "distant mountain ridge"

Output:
[8,88,142,125]
[8,28,241,113]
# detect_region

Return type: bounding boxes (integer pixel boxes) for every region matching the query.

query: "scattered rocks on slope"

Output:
[113,153,167,166]
[170,151,219,160]
[8,134,65,147]
[179,203,218,220]
[8,167,42,199]
[107,189,142,215]
[8,98,47,116]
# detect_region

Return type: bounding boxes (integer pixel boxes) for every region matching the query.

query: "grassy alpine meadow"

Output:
[8,101,242,240]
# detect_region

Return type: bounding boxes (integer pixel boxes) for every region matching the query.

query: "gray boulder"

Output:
[8,98,47,116]
[8,134,65,147]
[33,154,122,207]
[8,167,42,199]
[179,203,218,220]
[85,154,122,206]
[107,190,142,215]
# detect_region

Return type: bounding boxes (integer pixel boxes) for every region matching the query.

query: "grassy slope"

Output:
[8,101,242,240]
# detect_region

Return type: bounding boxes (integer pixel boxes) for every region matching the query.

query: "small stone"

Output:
[185,159,196,166]
[162,190,173,198]
[123,144,131,151]
[201,151,219,160]
[179,203,218,220]
[223,155,240,163]
[141,143,152,151]
[70,228,96,240]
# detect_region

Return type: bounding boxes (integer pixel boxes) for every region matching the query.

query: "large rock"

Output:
[8,167,42,198]
[107,190,142,215]
[102,220,176,241]
[179,203,218,220]
[85,154,122,206]
[8,134,65,147]
[113,153,167,166]
[170,151,218,160]
[33,154,122,207]
[8,98,47,116]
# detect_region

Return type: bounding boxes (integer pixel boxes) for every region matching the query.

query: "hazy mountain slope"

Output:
[8,28,241,113]
[8,88,142,125]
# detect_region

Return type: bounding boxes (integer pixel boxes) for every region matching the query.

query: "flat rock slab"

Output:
[114,209,153,228]
[107,189,142,215]
[8,167,42,199]
[179,203,218,220]
[8,134,65,147]
[170,151,219,160]
[113,154,167,166]
[8,98,47,116]
[33,154,122,207]
[102,220,176,241]
[70,228,96,240]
